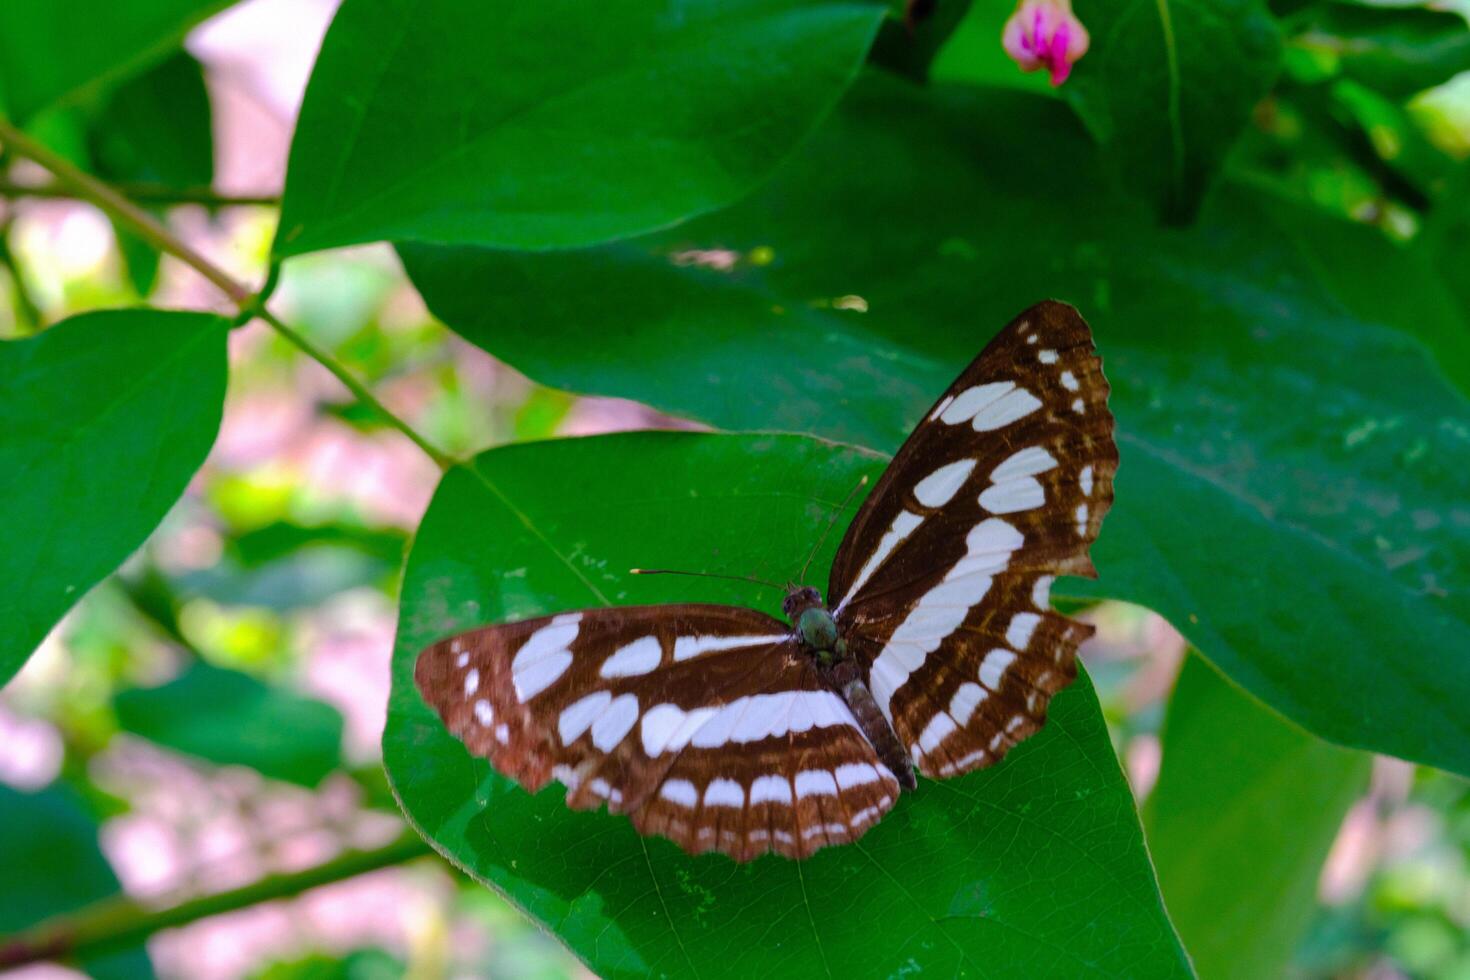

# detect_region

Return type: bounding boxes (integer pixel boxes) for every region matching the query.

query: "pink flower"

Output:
[1003,0,1090,87]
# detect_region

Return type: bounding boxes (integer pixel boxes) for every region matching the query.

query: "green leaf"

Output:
[0,0,232,123]
[274,0,886,257]
[1146,655,1369,979]
[0,309,229,688]
[398,77,1470,777]
[869,0,975,82]
[87,51,213,188]
[1064,0,1283,220]
[115,661,345,786]
[385,432,1190,978]
[86,51,214,297]
[0,783,154,980]
[1288,3,1470,99]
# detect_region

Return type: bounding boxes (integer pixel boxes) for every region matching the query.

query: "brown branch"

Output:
[0,177,279,208]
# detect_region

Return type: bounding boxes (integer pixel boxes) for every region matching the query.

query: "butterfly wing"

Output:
[416,604,902,860]
[829,300,1117,779]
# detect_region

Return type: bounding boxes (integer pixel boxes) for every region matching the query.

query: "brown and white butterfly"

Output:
[416,300,1117,861]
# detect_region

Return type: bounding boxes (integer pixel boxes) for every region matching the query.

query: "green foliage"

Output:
[0,784,153,979]
[0,310,228,686]
[1065,0,1283,219]
[1146,656,1370,979]
[3,0,1470,974]
[386,432,1190,978]
[274,0,887,256]
[1286,3,1470,99]
[114,661,346,786]
[400,75,1470,777]
[0,0,230,122]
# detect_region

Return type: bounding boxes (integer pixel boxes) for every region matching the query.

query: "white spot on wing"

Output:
[495,723,509,744]
[1080,465,1094,497]
[1038,349,1058,364]
[455,651,469,668]
[913,458,977,508]
[463,668,480,697]
[939,382,1012,425]
[980,649,1017,691]
[1076,502,1089,535]
[950,682,986,725]
[750,774,793,805]
[1072,397,1085,414]
[979,476,1044,514]
[511,614,581,702]
[672,634,785,662]
[834,762,882,790]
[794,770,839,799]
[1060,370,1079,391]
[660,779,698,808]
[929,394,955,421]
[704,778,744,808]
[1006,612,1041,651]
[917,713,957,755]
[600,636,662,678]
[474,700,494,727]
[970,386,1042,432]
[1032,575,1054,610]
[591,693,640,751]
[640,703,717,756]
[558,691,611,744]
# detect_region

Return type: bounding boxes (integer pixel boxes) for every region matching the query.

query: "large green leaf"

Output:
[386,432,1189,978]
[274,0,885,257]
[0,783,153,979]
[1064,0,1283,220]
[115,661,345,786]
[0,0,231,123]
[1146,655,1369,979]
[399,77,1470,777]
[0,310,228,687]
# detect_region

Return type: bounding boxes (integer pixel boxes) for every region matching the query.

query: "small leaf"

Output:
[0,309,229,687]
[0,0,232,123]
[398,76,1470,777]
[274,0,886,256]
[115,661,345,786]
[1064,0,1283,220]
[0,783,154,980]
[1287,3,1470,99]
[1146,656,1369,979]
[869,0,975,81]
[386,432,1190,978]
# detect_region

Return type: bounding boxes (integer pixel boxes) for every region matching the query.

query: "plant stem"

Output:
[0,830,435,970]
[0,114,454,470]
[0,177,279,208]
[259,306,456,468]
[0,216,43,331]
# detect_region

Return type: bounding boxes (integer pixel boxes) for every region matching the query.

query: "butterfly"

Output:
[415,300,1117,861]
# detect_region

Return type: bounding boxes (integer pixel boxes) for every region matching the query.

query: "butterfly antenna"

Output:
[798,473,870,585]
[629,568,787,595]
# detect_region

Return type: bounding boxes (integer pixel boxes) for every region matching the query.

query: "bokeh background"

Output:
[2,1,1469,978]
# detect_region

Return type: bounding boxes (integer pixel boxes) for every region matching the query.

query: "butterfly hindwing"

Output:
[415,605,901,860]
[829,300,1117,778]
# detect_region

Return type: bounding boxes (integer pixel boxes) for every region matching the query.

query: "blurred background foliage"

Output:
[0,0,1468,977]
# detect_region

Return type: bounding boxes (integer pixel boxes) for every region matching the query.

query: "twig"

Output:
[0,177,279,208]
[0,114,454,470]
[0,830,434,969]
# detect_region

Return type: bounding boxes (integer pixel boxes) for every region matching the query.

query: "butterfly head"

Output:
[781,585,823,621]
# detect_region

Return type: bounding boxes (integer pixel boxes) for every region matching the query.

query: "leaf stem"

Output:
[0,115,454,470]
[0,830,434,970]
[0,177,279,208]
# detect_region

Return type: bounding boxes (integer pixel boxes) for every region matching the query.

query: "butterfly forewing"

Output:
[415,605,900,860]
[829,300,1117,779]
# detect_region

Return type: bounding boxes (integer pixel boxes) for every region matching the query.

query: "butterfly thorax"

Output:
[784,585,918,789]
